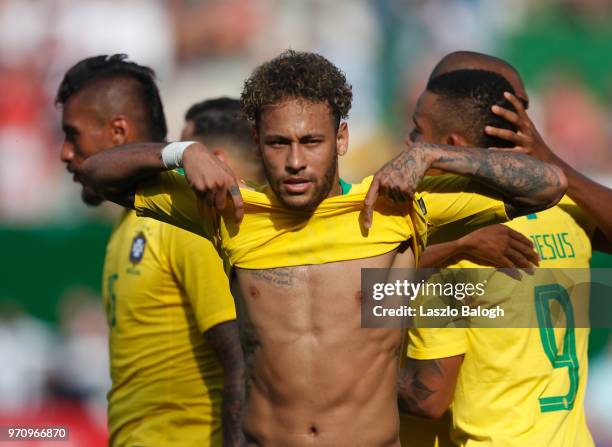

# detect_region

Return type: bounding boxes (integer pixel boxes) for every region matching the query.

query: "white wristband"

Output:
[161,141,196,169]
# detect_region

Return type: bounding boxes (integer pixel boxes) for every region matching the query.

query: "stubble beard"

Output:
[264,156,338,212]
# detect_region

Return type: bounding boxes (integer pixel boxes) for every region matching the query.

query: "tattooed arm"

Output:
[486,91,612,253]
[363,142,567,227]
[205,321,247,447]
[398,355,463,419]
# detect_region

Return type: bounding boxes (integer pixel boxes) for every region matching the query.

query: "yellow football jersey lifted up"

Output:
[134,172,508,269]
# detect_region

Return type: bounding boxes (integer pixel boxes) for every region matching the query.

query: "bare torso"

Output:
[233,246,415,447]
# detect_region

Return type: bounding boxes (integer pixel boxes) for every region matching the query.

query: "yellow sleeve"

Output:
[165,224,236,333]
[407,328,468,360]
[134,170,213,239]
[557,195,597,238]
[418,175,509,242]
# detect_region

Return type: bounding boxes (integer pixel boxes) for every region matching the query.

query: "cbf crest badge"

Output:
[129,232,147,264]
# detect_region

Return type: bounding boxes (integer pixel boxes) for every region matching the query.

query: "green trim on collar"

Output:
[339,178,352,195]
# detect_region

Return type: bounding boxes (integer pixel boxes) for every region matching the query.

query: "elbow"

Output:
[415,403,449,420]
[78,157,102,190]
[398,396,449,420]
[77,158,93,183]
[514,164,567,215]
[540,164,567,209]
[549,165,568,206]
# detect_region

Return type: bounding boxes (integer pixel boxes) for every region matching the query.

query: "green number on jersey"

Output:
[107,273,119,328]
[534,284,579,412]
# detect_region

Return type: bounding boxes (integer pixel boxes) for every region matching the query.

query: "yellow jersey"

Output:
[134,171,508,447]
[102,210,236,446]
[405,197,596,447]
[134,172,507,269]
[417,174,509,244]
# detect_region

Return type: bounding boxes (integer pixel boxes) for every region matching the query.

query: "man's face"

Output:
[60,93,114,206]
[256,98,347,211]
[406,90,443,146]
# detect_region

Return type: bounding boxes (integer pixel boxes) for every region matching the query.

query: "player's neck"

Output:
[326,174,343,198]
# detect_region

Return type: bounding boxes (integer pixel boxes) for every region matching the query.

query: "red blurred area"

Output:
[0,399,107,447]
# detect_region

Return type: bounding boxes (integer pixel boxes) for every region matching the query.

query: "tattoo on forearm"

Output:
[397,358,443,415]
[205,322,246,445]
[418,142,561,197]
[237,316,261,400]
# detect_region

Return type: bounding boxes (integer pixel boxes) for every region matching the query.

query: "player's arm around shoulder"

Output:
[363,141,567,228]
[79,141,245,240]
[78,141,169,207]
[166,225,245,446]
[420,224,539,270]
[79,141,244,221]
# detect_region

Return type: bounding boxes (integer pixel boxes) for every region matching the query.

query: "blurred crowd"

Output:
[1,0,612,224]
[1,0,612,445]
[0,288,109,445]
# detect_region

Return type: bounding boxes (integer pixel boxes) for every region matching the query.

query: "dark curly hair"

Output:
[241,50,353,129]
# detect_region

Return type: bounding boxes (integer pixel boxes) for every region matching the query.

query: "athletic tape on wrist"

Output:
[161,141,196,169]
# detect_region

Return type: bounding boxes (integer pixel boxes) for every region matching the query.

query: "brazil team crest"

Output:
[129,232,147,264]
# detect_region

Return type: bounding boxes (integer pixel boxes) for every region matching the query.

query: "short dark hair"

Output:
[241,50,353,128]
[185,97,253,150]
[56,54,167,141]
[426,69,517,148]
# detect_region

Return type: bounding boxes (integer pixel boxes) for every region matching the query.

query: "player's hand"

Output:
[458,224,539,272]
[182,143,244,223]
[485,91,557,163]
[363,144,430,228]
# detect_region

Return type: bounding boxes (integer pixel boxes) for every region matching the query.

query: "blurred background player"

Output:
[56,54,245,446]
[181,97,264,185]
[399,65,609,446]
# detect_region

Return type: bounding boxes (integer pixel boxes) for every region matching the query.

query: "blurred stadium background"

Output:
[1,0,612,445]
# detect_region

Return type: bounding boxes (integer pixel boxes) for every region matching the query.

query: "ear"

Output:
[445,132,469,147]
[110,116,129,145]
[251,125,259,144]
[336,122,349,156]
[251,125,261,154]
